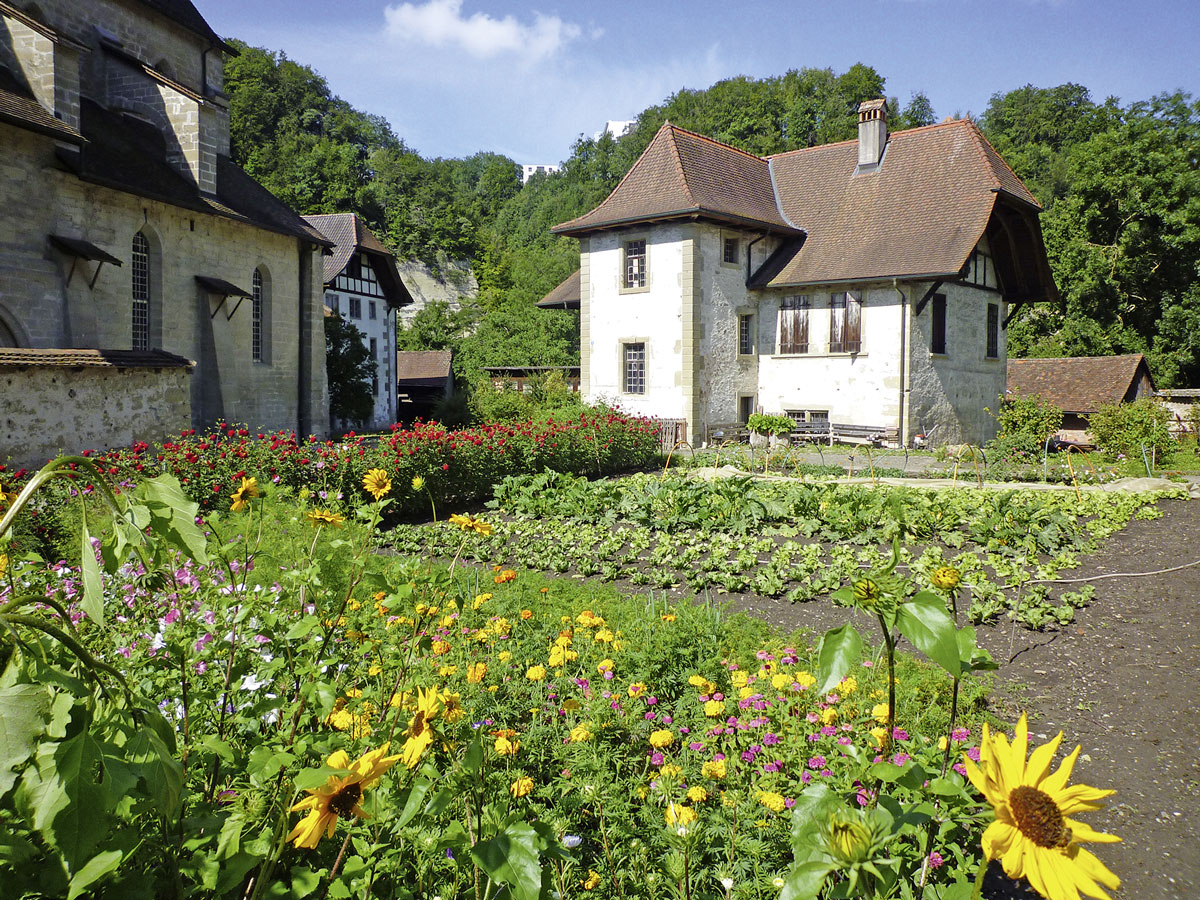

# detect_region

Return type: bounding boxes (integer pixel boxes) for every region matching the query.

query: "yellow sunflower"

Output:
[363,468,392,500]
[400,686,442,769]
[964,713,1120,900]
[306,508,346,528]
[286,744,400,849]
[229,476,259,513]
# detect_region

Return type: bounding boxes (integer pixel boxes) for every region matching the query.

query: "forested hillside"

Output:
[224,43,1200,388]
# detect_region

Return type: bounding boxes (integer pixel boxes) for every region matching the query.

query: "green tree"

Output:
[325,315,375,427]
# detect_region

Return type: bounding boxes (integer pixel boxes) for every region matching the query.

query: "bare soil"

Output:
[729,497,1200,900]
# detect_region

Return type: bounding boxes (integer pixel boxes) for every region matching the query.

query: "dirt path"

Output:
[730,497,1200,900]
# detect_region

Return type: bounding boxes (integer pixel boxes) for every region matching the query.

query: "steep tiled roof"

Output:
[554,116,1053,299]
[0,65,82,143]
[536,270,580,309]
[1007,354,1154,413]
[0,347,194,368]
[553,123,800,235]
[54,100,330,246]
[763,120,1039,287]
[396,350,452,384]
[303,213,413,308]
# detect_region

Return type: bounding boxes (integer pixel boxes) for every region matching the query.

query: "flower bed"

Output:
[0,459,1124,900]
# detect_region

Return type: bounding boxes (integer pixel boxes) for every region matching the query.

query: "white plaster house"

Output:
[0,0,332,467]
[551,100,1058,447]
[304,214,412,430]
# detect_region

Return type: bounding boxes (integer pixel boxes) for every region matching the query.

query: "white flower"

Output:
[563,835,582,849]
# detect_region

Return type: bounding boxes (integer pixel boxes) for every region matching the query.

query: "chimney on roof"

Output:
[857,99,888,171]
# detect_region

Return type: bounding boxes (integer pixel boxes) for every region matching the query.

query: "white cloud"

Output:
[384,0,582,62]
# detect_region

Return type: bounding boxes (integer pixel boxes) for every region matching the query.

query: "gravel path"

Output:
[729,495,1200,900]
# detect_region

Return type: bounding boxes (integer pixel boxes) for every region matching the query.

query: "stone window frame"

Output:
[721,231,741,268]
[736,310,755,356]
[252,266,271,365]
[620,339,648,395]
[131,231,150,351]
[619,236,649,294]
[986,302,1000,359]
[738,394,756,424]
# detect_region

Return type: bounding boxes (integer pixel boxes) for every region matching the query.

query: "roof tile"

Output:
[1007,354,1154,413]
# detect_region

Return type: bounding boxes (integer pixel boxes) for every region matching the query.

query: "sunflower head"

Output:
[363,468,392,500]
[965,713,1120,900]
[931,566,962,591]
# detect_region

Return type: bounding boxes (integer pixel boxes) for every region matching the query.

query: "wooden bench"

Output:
[830,423,900,447]
[788,420,833,445]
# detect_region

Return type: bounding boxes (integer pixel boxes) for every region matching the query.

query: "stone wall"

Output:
[0,363,192,469]
[0,127,327,436]
[906,280,1006,446]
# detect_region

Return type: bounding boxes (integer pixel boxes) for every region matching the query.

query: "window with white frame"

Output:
[326,293,338,315]
[622,239,646,290]
[738,313,755,355]
[779,295,809,354]
[131,231,149,351]
[369,300,377,320]
[829,291,862,353]
[723,236,740,265]
[349,296,362,319]
[623,342,646,394]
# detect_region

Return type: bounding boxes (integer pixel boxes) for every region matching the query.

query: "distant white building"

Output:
[550,101,1060,448]
[521,163,560,184]
[304,214,412,430]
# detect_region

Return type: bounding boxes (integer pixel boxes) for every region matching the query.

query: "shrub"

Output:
[1088,397,1178,461]
[987,391,1063,456]
[746,413,794,436]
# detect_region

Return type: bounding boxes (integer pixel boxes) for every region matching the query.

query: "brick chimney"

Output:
[857,99,888,170]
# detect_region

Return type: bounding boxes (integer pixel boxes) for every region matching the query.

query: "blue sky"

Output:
[199,0,1198,164]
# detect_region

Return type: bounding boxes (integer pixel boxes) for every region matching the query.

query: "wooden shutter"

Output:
[830,293,845,352]
[845,291,861,352]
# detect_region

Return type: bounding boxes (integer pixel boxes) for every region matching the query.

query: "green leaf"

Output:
[19,733,109,871]
[462,739,484,776]
[395,778,431,829]
[470,820,544,900]
[125,728,184,817]
[290,866,322,898]
[896,593,960,677]
[816,624,863,694]
[294,765,340,791]
[957,627,998,672]
[66,848,122,899]
[780,859,836,900]
[79,512,103,625]
[286,615,319,641]
[0,682,52,795]
[138,475,208,563]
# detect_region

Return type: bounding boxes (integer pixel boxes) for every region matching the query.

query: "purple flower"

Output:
[951,727,970,741]
[928,851,945,869]
[650,752,665,766]
[808,756,826,769]
[763,733,780,745]
[892,727,909,741]
[689,741,704,751]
